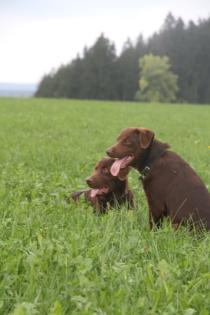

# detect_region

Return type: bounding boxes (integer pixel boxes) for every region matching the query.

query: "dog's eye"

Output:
[103,167,109,174]
[123,140,131,146]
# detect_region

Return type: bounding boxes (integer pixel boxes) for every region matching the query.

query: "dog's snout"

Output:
[106,147,113,156]
[86,177,93,185]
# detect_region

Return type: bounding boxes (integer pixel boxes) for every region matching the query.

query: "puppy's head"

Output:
[106,127,154,175]
[86,157,131,197]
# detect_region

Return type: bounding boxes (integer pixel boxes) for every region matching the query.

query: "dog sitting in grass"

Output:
[71,157,135,214]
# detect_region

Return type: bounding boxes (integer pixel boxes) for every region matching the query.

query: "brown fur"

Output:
[107,127,210,229]
[71,157,135,214]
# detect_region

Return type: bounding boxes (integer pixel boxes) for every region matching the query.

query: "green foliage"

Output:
[35,34,118,100]
[149,13,210,103]
[1,98,210,314]
[136,54,178,103]
[116,36,145,100]
[35,14,210,103]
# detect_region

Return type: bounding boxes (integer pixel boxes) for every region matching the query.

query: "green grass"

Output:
[1,98,210,315]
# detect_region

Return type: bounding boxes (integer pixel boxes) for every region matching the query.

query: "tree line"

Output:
[35,13,210,104]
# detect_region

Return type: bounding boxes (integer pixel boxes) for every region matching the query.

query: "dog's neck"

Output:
[112,179,128,196]
[136,139,170,173]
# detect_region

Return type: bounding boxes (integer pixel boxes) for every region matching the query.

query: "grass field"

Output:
[1,98,210,315]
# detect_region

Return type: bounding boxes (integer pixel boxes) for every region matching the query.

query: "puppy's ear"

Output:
[117,166,131,181]
[137,128,154,149]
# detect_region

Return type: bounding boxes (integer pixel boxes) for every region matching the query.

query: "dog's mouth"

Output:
[90,187,109,198]
[110,156,134,177]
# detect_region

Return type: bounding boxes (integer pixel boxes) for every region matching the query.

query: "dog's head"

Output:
[106,128,154,175]
[86,157,130,197]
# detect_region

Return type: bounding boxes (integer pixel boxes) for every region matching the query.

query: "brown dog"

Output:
[71,157,135,214]
[106,127,210,230]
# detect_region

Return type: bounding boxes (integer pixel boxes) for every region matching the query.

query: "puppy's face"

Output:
[86,157,130,195]
[106,128,154,174]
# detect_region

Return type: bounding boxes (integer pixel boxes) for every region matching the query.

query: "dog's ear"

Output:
[136,128,154,149]
[117,166,131,181]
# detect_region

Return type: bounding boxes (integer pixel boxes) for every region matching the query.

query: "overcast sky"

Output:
[0,0,210,84]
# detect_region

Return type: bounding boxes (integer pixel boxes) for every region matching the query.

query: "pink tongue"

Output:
[90,189,100,198]
[90,187,109,198]
[111,156,130,176]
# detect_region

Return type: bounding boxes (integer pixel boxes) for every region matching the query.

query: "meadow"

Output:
[0,97,210,315]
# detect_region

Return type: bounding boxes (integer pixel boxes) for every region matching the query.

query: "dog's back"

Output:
[143,150,210,229]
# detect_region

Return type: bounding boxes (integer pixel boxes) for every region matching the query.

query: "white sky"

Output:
[0,0,210,84]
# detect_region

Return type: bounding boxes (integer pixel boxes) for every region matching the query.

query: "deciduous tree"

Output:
[136,54,178,102]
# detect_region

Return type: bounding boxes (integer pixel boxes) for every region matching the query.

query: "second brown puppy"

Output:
[71,157,135,214]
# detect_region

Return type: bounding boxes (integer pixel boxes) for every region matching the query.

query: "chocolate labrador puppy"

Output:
[71,157,135,214]
[106,127,210,230]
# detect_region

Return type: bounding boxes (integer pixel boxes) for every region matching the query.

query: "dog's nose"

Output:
[86,177,93,186]
[106,147,113,156]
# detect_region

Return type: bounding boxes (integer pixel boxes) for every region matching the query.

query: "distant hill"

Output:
[0,83,37,97]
